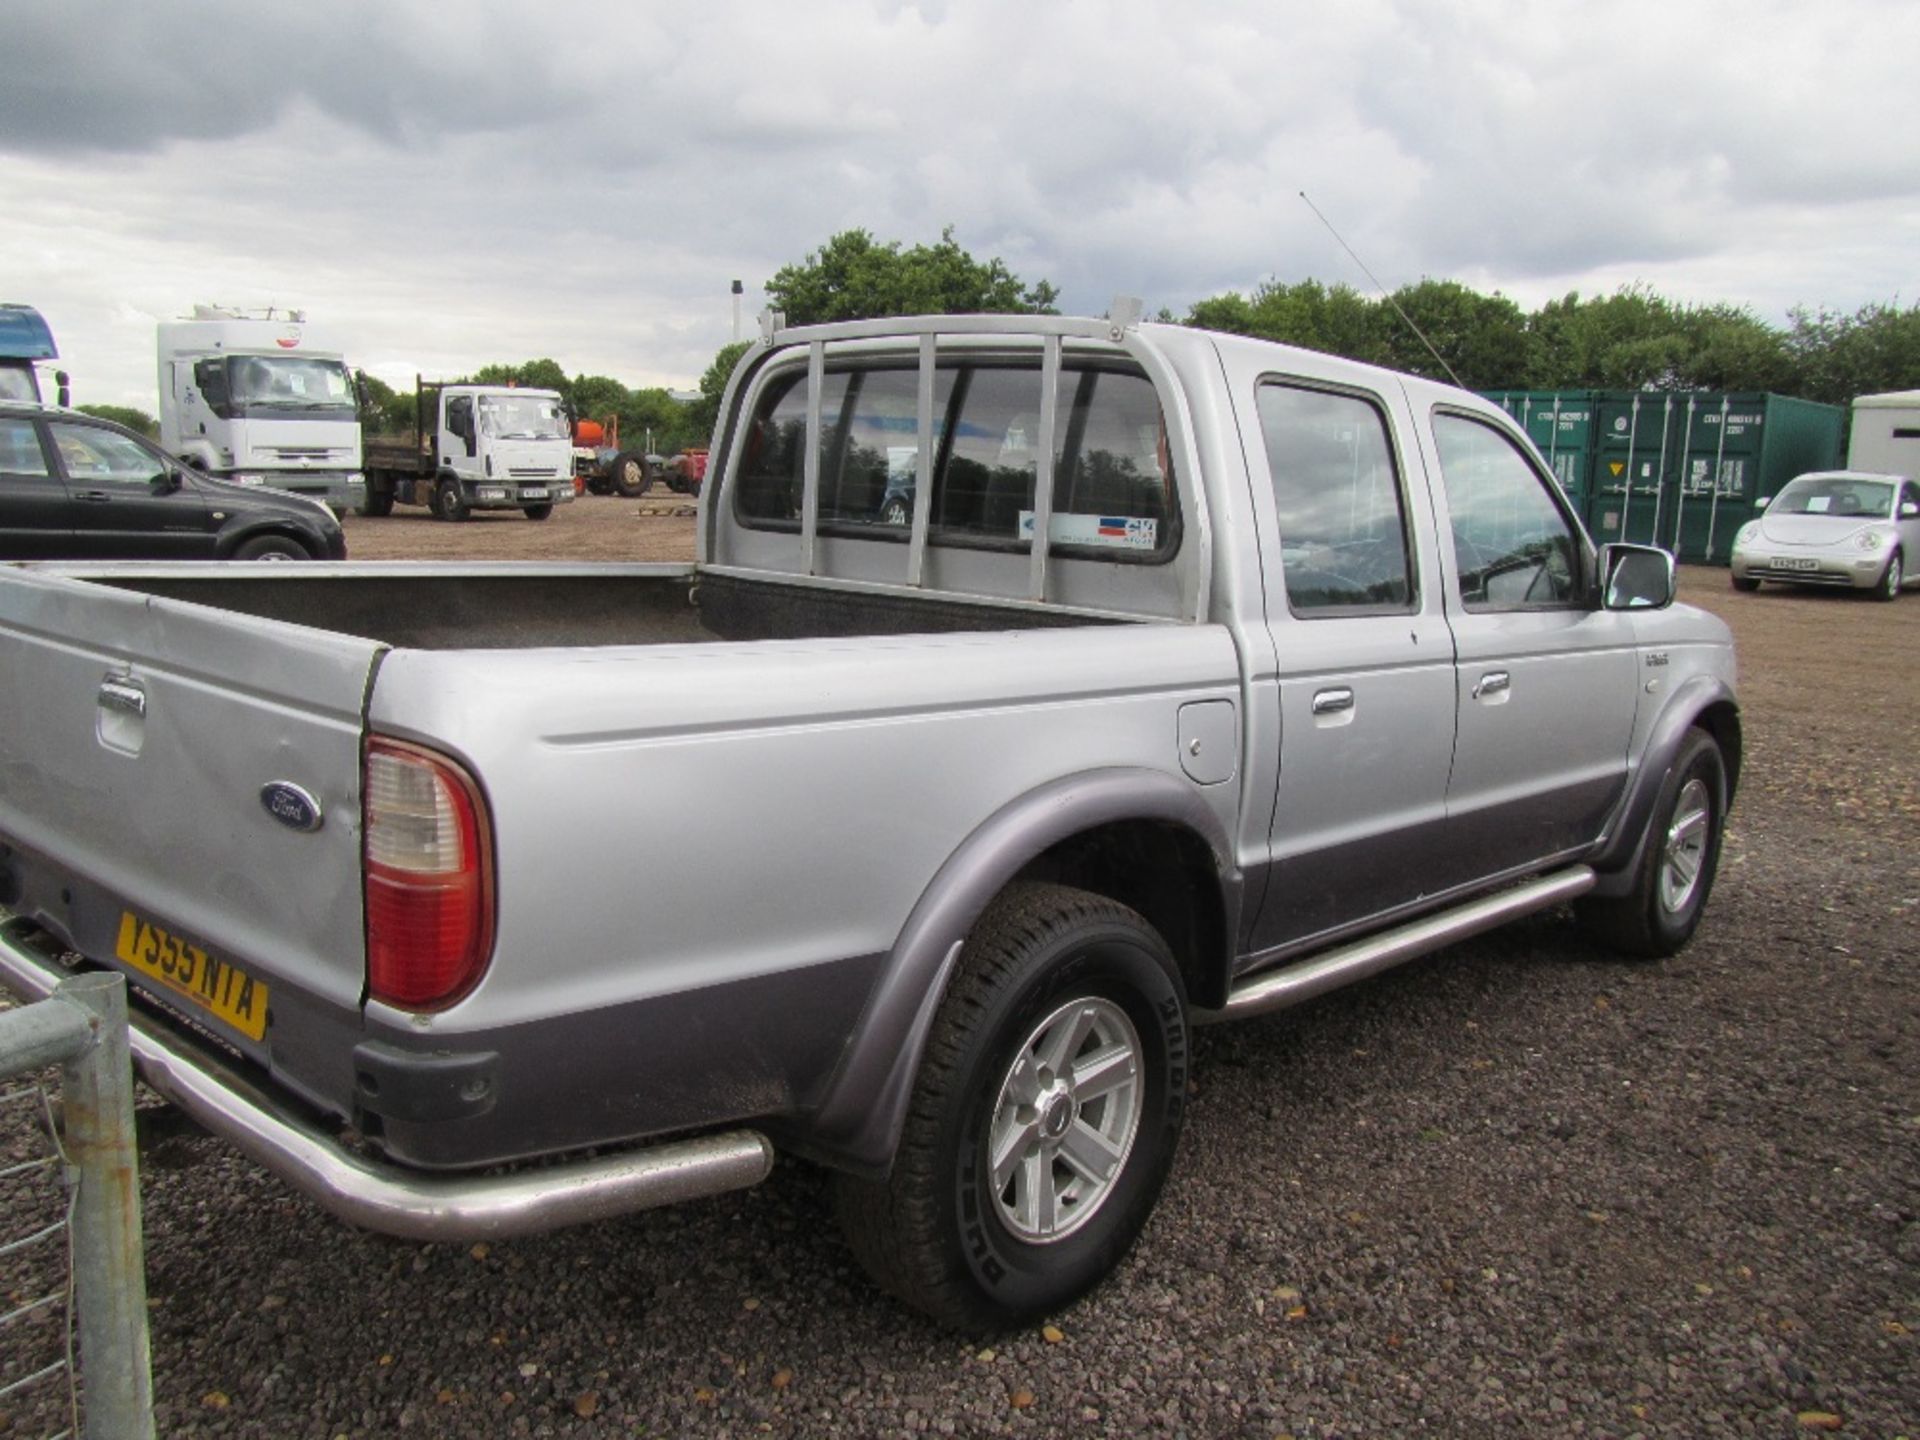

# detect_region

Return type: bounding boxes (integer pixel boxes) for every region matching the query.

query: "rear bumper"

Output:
[0,916,773,1241]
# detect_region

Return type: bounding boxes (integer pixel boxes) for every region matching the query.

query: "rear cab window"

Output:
[733,357,1179,565]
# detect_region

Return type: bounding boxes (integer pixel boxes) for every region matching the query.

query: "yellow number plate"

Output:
[114,911,269,1042]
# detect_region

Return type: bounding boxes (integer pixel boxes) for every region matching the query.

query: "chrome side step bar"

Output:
[0,918,774,1242]
[1197,866,1596,1024]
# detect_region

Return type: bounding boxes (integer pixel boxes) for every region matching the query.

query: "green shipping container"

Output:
[1585,393,1845,563]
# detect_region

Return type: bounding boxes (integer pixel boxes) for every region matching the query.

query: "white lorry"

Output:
[157,307,364,513]
[360,381,575,521]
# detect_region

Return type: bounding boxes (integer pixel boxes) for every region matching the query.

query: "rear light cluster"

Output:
[363,737,495,1010]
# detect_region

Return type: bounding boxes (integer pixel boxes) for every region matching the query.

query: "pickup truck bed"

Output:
[0,313,1738,1329]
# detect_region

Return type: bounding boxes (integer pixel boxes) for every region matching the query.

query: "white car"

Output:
[1730,470,1920,600]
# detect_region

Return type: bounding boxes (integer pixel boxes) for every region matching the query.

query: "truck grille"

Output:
[508,468,558,477]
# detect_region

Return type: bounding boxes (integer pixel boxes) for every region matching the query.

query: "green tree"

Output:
[354,373,419,438]
[765,227,1058,326]
[470,358,570,397]
[1680,304,1793,392]
[1376,280,1530,389]
[1788,300,1920,405]
[76,403,157,438]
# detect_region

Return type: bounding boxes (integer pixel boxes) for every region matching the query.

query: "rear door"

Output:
[45,418,215,558]
[0,414,73,557]
[1236,357,1458,955]
[1419,406,1638,882]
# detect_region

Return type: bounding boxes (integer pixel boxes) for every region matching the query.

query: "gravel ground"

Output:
[2,527,1915,1439]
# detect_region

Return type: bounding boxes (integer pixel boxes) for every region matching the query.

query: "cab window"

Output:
[1256,382,1413,613]
[1432,413,1582,609]
[46,422,163,486]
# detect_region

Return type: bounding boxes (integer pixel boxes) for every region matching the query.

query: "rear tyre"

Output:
[1874,549,1902,602]
[1730,574,1760,593]
[231,534,310,561]
[433,479,470,522]
[835,881,1188,1331]
[1576,728,1727,958]
[523,503,553,521]
[612,453,652,498]
[358,487,395,518]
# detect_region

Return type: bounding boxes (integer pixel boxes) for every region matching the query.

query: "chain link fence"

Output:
[0,974,154,1440]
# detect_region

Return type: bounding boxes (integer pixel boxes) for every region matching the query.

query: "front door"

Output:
[47,419,214,558]
[1420,407,1639,883]
[1241,368,1458,956]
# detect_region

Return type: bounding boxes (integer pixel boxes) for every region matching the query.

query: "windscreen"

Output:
[227,355,356,414]
[477,393,569,440]
[1772,476,1894,518]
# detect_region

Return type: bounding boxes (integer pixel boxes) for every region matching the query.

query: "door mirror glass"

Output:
[1600,542,1675,610]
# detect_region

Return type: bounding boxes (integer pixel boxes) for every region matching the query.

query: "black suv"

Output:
[0,404,346,560]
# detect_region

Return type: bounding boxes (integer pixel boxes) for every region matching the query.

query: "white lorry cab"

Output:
[157,307,364,512]
[0,303,67,406]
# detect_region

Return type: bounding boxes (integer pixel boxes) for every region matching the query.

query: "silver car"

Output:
[1730,470,1920,600]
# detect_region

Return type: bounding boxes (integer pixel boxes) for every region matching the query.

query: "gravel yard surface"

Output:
[2,519,1915,1438]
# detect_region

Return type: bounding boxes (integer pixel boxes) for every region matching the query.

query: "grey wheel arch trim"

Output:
[801,767,1240,1178]
[1587,676,1740,897]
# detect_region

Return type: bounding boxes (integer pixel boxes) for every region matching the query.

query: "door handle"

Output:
[1472,670,1511,699]
[98,678,147,719]
[74,491,113,503]
[1311,687,1355,715]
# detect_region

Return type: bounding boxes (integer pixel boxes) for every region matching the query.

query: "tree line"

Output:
[706,228,1920,408]
[89,230,1919,453]
[358,362,708,458]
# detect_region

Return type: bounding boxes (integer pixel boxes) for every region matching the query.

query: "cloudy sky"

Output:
[4,0,1916,414]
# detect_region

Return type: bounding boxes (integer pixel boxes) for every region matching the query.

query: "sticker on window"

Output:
[1018,512,1159,550]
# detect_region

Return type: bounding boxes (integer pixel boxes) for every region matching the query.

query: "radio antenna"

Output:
[1298,190,1466,390]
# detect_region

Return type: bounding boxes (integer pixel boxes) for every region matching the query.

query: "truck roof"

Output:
[157,318,346,357]
[0,304,58,361]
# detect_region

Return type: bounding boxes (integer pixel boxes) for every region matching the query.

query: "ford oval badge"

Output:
[261,781,324,833]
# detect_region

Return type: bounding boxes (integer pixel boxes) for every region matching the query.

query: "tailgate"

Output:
[0,566,382,1045]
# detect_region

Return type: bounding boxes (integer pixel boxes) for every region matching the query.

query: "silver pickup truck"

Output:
[0,312,1738,1328]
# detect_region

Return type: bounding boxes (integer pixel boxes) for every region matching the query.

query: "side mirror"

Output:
[55,370,70,408]
[148,470,182,495]
[465,428,478,457]
[1754,494,1771,508]
[1902,501,1918,519]
[1600,542,1675,610]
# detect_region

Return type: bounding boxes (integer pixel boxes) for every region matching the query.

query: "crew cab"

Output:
[0,312,1737,1328]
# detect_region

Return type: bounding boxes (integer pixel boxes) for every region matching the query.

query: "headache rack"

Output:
[699,306,1215,626]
